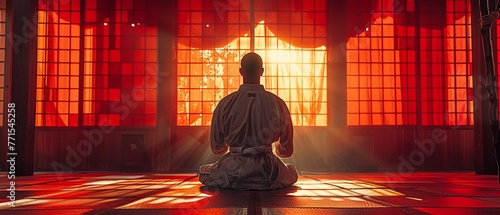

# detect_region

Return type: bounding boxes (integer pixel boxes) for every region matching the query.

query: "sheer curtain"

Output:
[346,0,472,126]
[346,16,403,125]
[255,22,327,126]
[37,10,80,126]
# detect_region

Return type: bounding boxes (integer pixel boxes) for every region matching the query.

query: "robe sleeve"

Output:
[210,100,228,155]
[275,98,294,158]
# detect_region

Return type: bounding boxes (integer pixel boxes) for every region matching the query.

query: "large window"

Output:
[37,0,157,127]
[34,0,474,127]
[82,0,157,126]
[177,0,327,126]
[346,0,472,126]
[37,0,81,126]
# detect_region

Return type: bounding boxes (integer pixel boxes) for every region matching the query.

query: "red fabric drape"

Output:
[40,0,466,48]
[37,9,76,126]
[177,0,252,49]
[177,0,326,49]
[346,0,472,126]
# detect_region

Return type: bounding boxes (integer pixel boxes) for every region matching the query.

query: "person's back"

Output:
[198,53,298,190]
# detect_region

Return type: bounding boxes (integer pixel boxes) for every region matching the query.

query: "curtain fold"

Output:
[177,0,252,49]
[177,0,326,49]
[346,0,472,126]
[37,10,71,126]
[39,0,468,48]
[255,22,327,126]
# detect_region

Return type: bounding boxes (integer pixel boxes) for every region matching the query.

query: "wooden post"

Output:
[479,0,500,183]
[8,0,37,176]
[328,0,348,171]
[156,0,177,171]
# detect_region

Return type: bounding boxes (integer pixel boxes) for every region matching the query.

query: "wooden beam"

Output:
[157,0,177,171]
[479,0,500,183]
[8,0,37,176]
[328,0,348,171]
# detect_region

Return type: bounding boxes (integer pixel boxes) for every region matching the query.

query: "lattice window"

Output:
[37,0,81,126]
[177,0,327,126]
[82,0,157,126]
[36,0,157,127]
[346,0,472,126]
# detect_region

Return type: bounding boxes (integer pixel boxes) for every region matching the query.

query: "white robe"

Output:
[199,84,298,190]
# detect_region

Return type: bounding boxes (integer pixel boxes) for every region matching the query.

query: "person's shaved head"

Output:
[240,52,263,77]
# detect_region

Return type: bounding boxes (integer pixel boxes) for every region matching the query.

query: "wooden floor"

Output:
[1,172,500,214]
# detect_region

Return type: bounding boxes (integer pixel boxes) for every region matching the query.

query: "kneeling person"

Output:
[198,52,298,190]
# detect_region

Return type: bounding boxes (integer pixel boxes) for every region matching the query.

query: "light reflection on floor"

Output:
[0,172,499,214]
